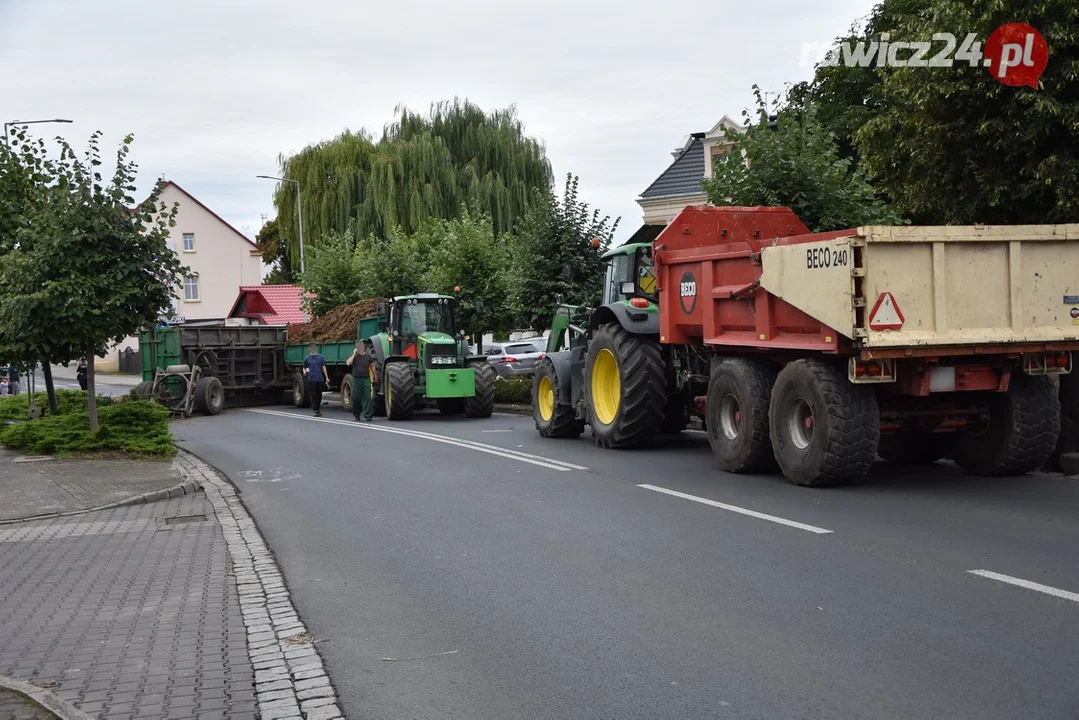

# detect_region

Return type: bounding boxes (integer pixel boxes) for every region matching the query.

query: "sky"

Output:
[0,0,877,258]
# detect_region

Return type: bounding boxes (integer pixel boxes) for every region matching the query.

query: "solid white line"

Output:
[246,408,588,472]
[636,484,834,535]
[967,570,1079,604]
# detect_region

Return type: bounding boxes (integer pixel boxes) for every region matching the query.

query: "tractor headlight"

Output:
[431,356,455,365]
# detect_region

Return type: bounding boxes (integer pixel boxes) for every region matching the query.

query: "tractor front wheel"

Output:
[385,362,415,420]
[465,362,495,418]
[533,358,582,438]
[584,323,667,448]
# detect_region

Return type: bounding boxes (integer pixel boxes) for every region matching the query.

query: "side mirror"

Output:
[376,301,387,316]
[474,301,485,316]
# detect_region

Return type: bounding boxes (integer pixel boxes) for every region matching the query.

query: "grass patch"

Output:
[0,395,175,459]
[493,376,533,404]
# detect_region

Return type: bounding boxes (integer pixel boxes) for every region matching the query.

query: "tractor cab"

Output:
[383,294,463,365]
[601,242,658,307]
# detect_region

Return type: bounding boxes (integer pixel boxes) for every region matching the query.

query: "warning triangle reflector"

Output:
[868,292,904,330]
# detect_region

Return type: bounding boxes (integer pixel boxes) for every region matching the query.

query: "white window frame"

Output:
[183,274,200,302]
[182,232,195,252]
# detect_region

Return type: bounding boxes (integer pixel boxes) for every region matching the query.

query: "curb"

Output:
[0,676,95,720]
[174,450,344,720]
[493,403,532,417]
[0,476,202,526]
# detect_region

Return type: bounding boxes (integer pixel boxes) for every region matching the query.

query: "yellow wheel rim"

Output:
[538,375,555,422]
[591,348,620,426]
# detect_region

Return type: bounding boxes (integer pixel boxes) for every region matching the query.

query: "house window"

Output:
[183,275,200,301]
[183,233,195,252]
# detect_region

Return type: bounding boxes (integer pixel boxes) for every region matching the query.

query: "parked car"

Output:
[485,341,546,378]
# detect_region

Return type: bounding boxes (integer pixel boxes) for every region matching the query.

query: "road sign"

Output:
[868,292,905,331]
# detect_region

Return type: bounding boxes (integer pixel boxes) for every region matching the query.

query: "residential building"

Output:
[227,285,311,326]
[635,115,746,227]
[98,180,264,372]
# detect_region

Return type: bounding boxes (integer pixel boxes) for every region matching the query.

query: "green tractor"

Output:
[532,241,693,446]
[366,293,495,420]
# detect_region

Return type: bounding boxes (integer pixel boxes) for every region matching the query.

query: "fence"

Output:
[118,348,142,375]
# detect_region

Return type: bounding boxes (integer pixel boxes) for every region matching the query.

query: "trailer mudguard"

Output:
[590,302,659,337]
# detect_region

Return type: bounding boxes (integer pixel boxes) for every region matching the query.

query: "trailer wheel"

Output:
[194,377,225,416]
[385,362,415,420]
[952,373,1060,476]
[769,359,880,487]
[533,358,582,438]
[134,381,153,398]
[876,432,947,466]
[585,323,667,448]
[707,358,778,473]
[340,375,354,413]
[292,372,309,408]
[465,362,495,418]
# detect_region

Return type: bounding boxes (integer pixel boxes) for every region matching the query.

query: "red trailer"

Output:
[651,206,1078,486]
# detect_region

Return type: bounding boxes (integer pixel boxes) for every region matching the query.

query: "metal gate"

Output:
[118,348,142,375]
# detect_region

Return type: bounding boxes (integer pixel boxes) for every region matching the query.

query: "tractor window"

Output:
[636,249,657,298]
[604,254,631,305]
[400,301,453,336]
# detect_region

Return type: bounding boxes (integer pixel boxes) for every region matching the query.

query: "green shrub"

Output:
[493,376,533,404]
[0,397,174,458]
[0,389,117,421]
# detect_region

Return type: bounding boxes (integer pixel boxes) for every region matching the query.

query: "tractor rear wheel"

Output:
[194,376,225,416]
[707,358,778,473]
[952,373,1060,476]
[533,358,582,438]
[385,362,415,420]
[465,362,495,418]
[769,359,880,487]
[584,323,667,448]
[292,372,309,408]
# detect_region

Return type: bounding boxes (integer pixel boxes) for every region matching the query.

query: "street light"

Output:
[256,175,304,275]
[3,118,73,150]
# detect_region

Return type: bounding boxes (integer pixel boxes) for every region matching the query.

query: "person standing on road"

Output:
[346,341,374,422]
[76,359,88,391]
[303,343,328,417]
[5,365,19,395]
[0,374,9,398]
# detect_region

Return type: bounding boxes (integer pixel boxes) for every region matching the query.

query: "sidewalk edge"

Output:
[0,676,95,720]
[174,449,345,720]
[0,477,203,526]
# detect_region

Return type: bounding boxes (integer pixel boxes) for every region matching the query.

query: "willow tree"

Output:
[269,98,554,265]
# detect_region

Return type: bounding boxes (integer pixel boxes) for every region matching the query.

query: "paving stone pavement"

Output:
[0,451,343,719]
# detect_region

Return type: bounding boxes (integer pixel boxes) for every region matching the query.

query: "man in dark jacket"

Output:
[76,360,88,391]
[302,343,327,417]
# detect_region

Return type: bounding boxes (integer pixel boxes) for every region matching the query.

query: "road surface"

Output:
[175,403,1079,720]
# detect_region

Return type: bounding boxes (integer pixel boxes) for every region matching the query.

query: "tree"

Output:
[511,174,619,328]
[296,228,361,316]
[353,229,434,300]
[702,86,905,232]
[270,98,554,262]
[0,132,185,431]
[421,207,513,335]
[256,217,294,284]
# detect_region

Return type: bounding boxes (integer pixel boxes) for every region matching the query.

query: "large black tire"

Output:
[769,359,880,487]
[439,398,465,415]
[707,358,778,473]
[194,376,225,416]
[584,323,667,448]
[340,375,354,413]
[385,362,415,420]
[533,358,582,438]
[465,362,495,418]
[134,381,153,397]
[877,432,947,465]
[952,373,1060,476]
[292,372,309,408]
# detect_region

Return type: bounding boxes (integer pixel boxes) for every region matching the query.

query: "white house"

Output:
[98,180,264,372]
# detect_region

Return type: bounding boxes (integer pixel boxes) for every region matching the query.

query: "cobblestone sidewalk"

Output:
[0,451,343,719]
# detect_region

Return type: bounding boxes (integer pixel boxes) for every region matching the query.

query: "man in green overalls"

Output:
[346,341,374,421]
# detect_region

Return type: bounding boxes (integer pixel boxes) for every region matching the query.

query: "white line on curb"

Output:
[247,408,588,472]
[967,570,1079,604]
[636,484,834,535]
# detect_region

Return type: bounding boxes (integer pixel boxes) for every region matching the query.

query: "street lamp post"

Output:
[3,118,73,150]
[258,174,307,322]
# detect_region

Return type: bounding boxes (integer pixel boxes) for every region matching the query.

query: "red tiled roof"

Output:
[229,285,314,325]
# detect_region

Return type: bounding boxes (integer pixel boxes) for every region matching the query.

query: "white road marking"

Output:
[967,570,1079,604]
[636,484,834,535]
[246,408,588,472]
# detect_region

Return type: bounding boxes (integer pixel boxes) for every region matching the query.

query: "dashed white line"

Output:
[246,408,588,472]
[636,484,834,534]
[967,570,1079,604]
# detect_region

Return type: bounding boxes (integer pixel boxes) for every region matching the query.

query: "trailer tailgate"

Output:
[759,223,1079,349]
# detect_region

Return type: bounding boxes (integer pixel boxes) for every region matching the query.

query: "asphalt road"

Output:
[175,401,1079,720]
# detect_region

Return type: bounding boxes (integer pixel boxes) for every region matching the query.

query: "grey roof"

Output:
[639,133,707,200]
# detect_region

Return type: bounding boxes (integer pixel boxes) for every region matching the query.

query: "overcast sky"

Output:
[1,0,876,253]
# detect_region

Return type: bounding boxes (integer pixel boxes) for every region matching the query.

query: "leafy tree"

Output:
[421,207,513,335]
[0,132,185,431]
[296,228,361,316]
[353,229,434,300]
[702,86,905,232]
[511,174,619,328]
[271,98,553,262]
[256,217,294,284]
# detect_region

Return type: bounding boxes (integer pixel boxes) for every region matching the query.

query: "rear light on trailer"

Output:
[1023,351,1072,374]
[849,358,895,384]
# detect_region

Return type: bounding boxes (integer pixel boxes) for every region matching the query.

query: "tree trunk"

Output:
[41,361,58,414]
[86,350,98,433]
